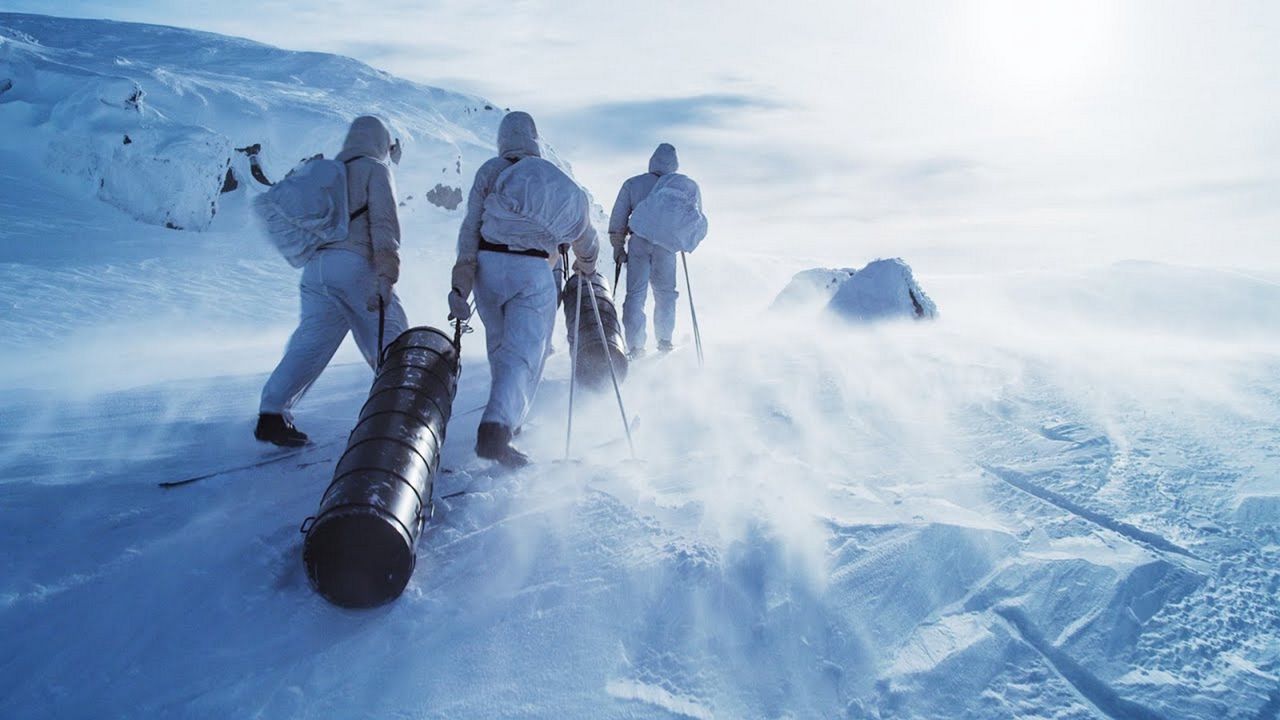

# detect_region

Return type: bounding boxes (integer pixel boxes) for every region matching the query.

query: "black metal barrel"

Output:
[302,326,460,608]
[563,271,629,390]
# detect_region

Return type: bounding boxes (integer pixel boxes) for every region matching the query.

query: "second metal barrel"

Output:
[563,271,628,390]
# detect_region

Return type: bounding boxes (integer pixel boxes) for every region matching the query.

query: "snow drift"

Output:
[772,257,938,322]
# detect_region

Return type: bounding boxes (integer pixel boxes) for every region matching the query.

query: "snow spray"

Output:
[563,271,628,390]
[301,326,460,608]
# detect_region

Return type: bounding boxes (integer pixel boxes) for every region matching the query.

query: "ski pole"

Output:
[681,252,704,368]
[614,260,622,293]
[585,272,636,458]
[377,295,386,371]
[565,261,584,460]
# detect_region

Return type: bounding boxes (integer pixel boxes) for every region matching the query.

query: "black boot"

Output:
[255,413,308,447]
[657,340,675,353]
[475,422,530,468]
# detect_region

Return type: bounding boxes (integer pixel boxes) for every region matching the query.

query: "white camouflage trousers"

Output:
[260,249,407,418]
[623,236,678,351]
[474,250,557,430]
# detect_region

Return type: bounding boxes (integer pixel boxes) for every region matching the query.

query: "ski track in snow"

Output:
[605,679,715,720]
[2,12,1280,719]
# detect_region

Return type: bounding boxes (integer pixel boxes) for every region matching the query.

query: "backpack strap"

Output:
[343,156,369,221]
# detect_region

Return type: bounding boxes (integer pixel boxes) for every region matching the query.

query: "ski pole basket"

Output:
[302,326,460,609]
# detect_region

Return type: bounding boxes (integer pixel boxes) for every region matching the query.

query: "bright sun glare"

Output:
[964,0,1117,93]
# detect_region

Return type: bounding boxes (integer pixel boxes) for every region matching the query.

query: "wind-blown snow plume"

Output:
[1,12,1278,720]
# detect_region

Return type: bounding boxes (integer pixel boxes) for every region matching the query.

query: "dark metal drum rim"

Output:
[378,325,457,361]
[321,463,433,515]
[381,324,458,348]
[370,361,458,397]
[380,347,457,371]
[373,356,460,389]
[390,325,455,344]
[347,408,447,458]
[306,503,417,558]
[333,433,436,474]
[360,386,455,428]
[380,344,458,370]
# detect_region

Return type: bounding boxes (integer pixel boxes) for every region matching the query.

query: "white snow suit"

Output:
[609,143,679,351]
[450,112,598,430]
[260,116,407,418]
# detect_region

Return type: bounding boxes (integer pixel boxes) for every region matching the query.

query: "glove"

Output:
[366,275,393,312]
[573,255,597,278]
[609,232,627,263]
[447,288,472,321]
[450,261,476,301]
[389,138,402,165]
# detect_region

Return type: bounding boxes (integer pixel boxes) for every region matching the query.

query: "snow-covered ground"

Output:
[2,13,1279,719]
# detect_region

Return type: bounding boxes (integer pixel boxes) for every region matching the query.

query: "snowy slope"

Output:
[0,13,484,230]
[3,13,1280,720]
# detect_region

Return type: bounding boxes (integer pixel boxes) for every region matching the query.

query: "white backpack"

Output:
[480,157,589,253]
[628,172,707,254]
[253,157,365,268]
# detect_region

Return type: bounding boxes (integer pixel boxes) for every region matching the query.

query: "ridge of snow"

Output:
[0,11,595,233]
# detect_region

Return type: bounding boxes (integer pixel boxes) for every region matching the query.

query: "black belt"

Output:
[479,239,549,259]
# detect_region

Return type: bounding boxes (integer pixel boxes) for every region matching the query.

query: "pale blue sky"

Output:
[6,0,1279,269]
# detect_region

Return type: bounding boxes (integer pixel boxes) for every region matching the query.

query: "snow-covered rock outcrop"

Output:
[1,37,231,229]
[0,12,597,233]
[772,257,938,321]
